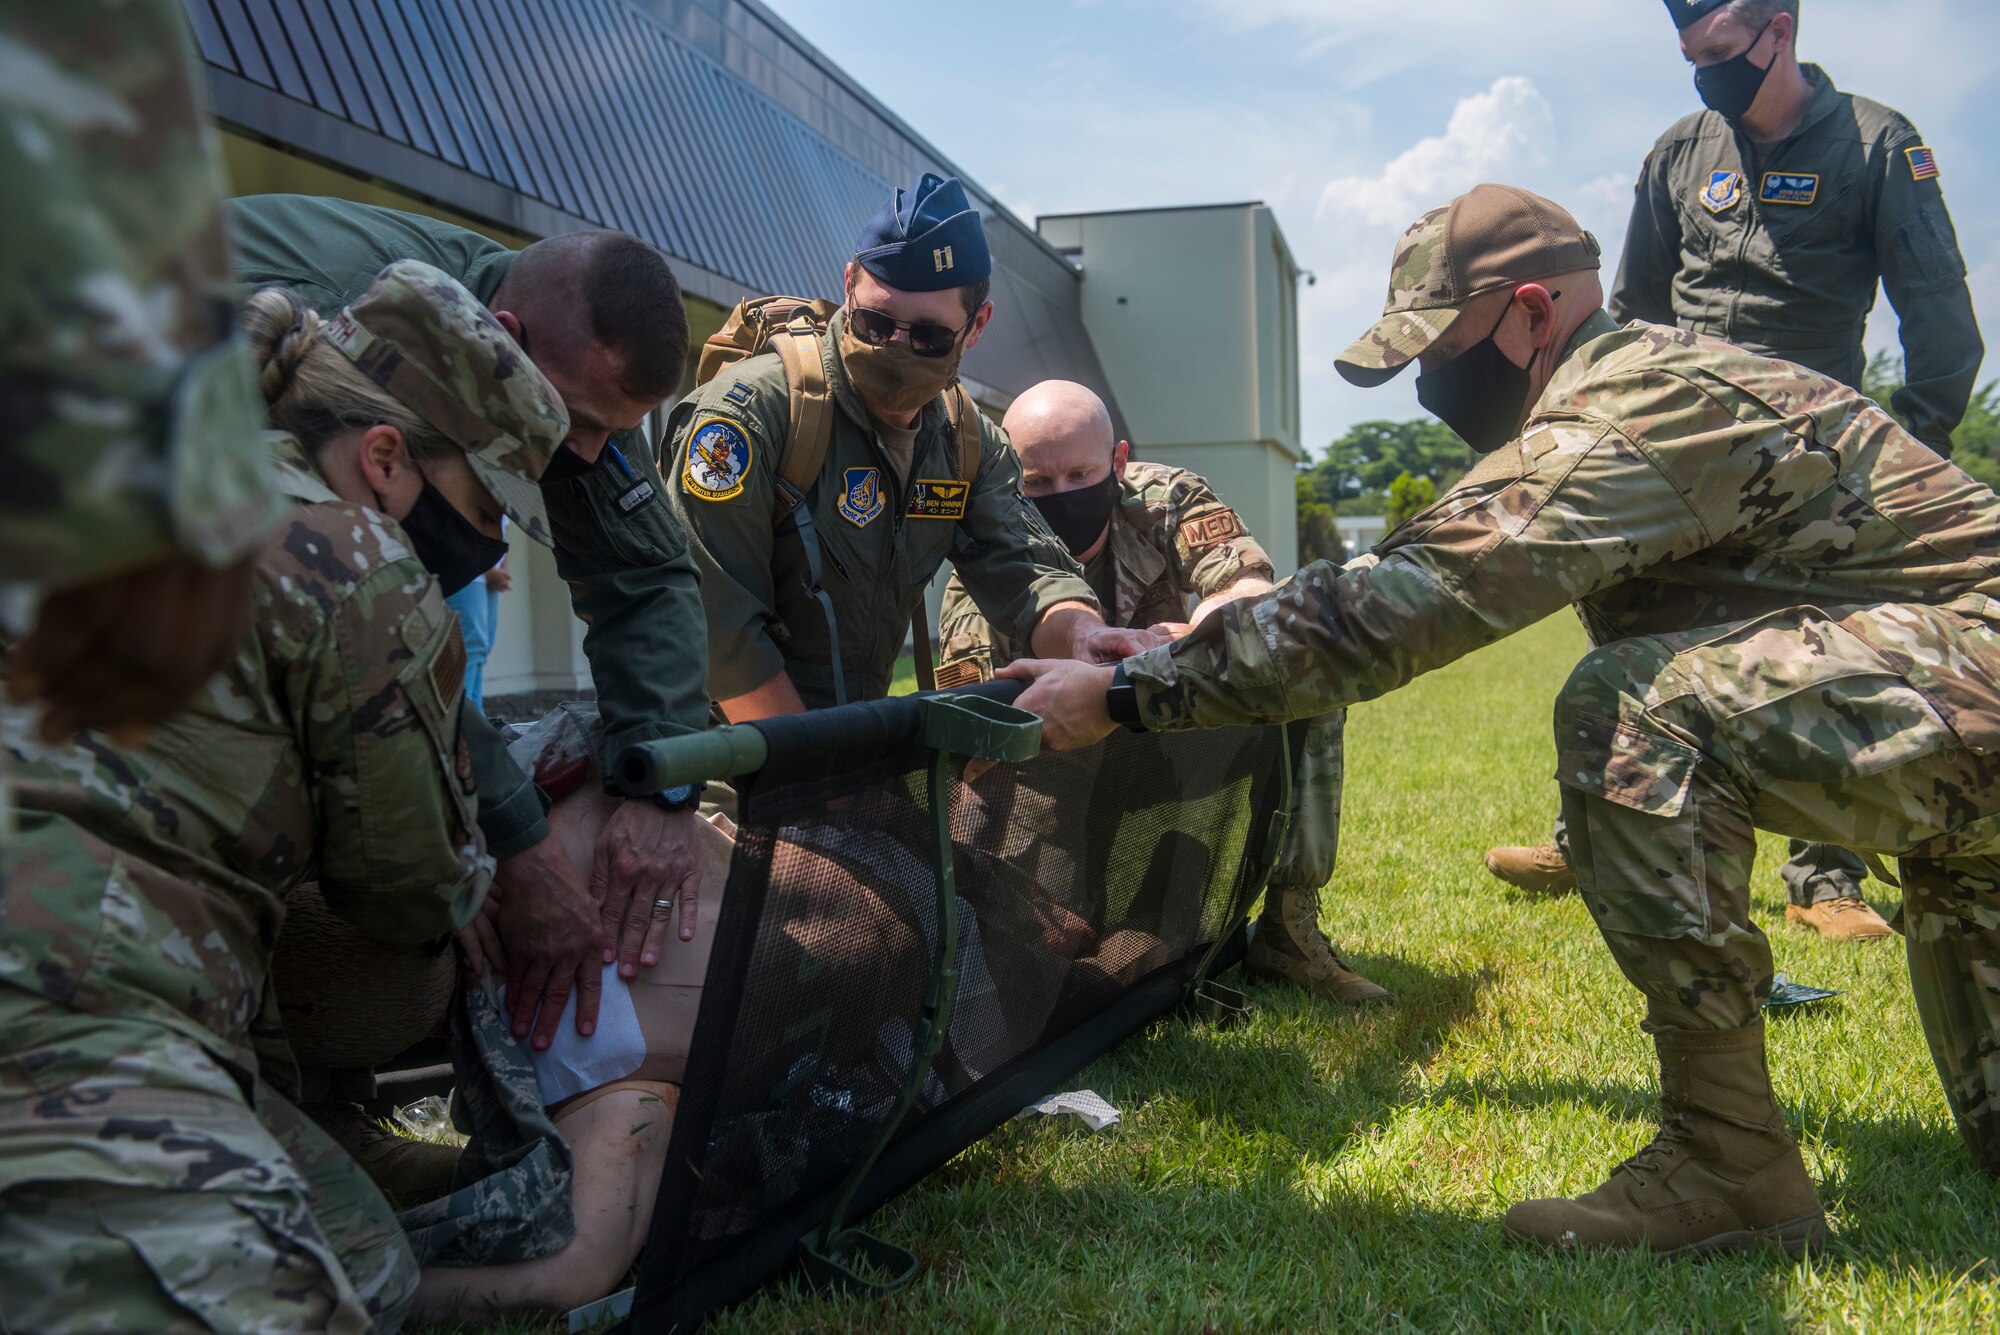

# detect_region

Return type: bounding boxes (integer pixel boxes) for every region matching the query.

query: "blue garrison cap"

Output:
[1664,0,1733,29]
[853,172,992,293]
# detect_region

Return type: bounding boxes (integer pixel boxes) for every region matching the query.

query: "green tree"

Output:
[1383,470,1436,529]
[1308,419,1471,510]
[1294,473,1347,568]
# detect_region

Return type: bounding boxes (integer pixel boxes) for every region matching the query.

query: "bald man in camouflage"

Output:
[937,381,1390,1006]
[1004,184,2000,1257]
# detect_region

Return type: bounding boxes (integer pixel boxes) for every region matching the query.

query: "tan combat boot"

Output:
[1503,1022,1826,1258]
[1785,896,1893,943]
[1484,843,1577,895]
[1244,885,1393,1006]
[310,1102,461,1208]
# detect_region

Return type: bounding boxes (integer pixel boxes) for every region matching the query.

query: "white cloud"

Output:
[1319,77,1554,226]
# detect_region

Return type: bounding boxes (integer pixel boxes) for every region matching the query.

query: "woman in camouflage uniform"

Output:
[0,260,564,1334]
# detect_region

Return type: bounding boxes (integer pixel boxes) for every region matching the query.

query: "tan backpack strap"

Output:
[769,321,836,514]
[912,385,988,695]
[945,384,984,482]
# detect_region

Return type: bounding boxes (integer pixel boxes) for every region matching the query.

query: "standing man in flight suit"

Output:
[1484,0,1985,943]
[667,172,1149,724]
[935,380,1391,1006]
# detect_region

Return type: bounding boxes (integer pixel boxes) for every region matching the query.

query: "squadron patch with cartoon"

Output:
[683,417,753,501]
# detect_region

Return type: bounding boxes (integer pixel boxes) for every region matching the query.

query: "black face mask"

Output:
[1415,297,1551,456]
[1693,19,1774,122]
[401,478,508,596]
[1030,470,1119,555]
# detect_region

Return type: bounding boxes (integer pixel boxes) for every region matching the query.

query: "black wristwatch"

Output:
[649,783,704,813]
[1105,663,1146,732]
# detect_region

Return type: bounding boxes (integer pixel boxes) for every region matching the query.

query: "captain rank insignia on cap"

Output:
[1759,173,1819,206]
[839,467,884,526]
[683,417,753,502]
[906,479,967,519]
[1906,146,1940,181]
[1700,170,1741,214]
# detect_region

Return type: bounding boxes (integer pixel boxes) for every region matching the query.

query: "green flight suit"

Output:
[1609,64,1985,907]
[664,310,1094,710]
[1611,64,1983,454]
[228,193,710,858]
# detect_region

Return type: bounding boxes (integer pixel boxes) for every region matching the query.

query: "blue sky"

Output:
[769,0,1999,458]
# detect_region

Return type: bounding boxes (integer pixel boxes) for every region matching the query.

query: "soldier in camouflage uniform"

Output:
[0,261,567,1332]
[1486,0,1986,944]
[937,380,1390,1006]
[1005,184,2000,1257]
[0,1,282,778]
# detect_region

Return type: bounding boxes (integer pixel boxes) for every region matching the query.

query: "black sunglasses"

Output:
[846,304,974,359]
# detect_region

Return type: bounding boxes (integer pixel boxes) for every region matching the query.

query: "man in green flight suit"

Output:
[230,196,710,1199]
[1005,184,2000,1257]
[667,172,1150,724]
[1486,0,1985,942]
[935,379,1391,1006]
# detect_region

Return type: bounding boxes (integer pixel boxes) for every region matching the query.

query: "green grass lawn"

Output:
[442,616,2000,1332]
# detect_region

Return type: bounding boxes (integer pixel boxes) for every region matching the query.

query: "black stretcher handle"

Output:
[613,679,1027,796]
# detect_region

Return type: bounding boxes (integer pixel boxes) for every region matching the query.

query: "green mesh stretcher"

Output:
[611,681,1296,1330]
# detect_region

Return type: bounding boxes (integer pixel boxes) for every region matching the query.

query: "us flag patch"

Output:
[1906,146,1940,181]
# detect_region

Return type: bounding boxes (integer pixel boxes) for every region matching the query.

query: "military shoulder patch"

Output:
[1758,172,1819,206]
[431,618,467,710]
[934,659,986,689]
[723,380,755,406]
[682,417,753,502]
[906,479,969,519]
[1905,145,1940,182]
[838,466,884,527]
[1699,170,1741,214]
[1179,509,1244,551]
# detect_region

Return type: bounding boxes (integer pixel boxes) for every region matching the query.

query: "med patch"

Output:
[906,479,969,519]
[1179,509,1245,551]
[1759,172,1819,206]
[1699,170,1741,214]
[683,417,753,501]
[838,466,885,527]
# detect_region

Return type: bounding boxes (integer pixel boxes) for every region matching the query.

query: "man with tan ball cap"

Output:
[937,380,1391,1007]
[1003,183,2000,1255]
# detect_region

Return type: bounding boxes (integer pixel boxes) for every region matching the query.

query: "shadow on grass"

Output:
[722,1167,1817,1335]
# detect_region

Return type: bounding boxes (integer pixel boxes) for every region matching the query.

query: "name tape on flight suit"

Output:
[1759,172,1820,206]
[906,479,968,519]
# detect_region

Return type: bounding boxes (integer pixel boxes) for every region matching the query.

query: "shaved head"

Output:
[1004,380,1128,563]
[1004,380,1115,478]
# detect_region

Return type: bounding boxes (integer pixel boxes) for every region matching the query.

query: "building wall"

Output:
[1038,204,1304,576]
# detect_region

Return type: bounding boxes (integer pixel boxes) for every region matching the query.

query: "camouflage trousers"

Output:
[0,987,416,1333]
[1269,710,1343,894]
[1555,602,2000,1174]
